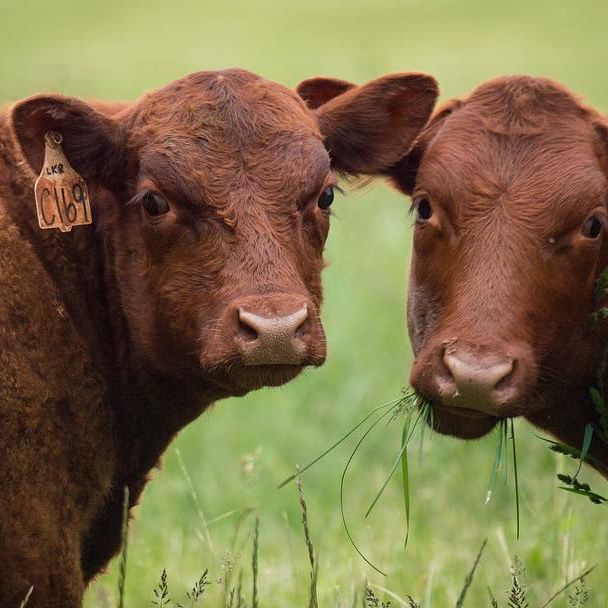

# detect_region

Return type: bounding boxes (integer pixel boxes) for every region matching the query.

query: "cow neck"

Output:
[75,185,221,490]
[0,146,218,493]
[528,384,608,480]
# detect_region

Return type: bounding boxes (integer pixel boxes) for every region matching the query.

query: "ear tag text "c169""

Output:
[34,131,93,232]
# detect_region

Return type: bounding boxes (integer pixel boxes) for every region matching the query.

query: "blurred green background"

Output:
[2,0,608,606]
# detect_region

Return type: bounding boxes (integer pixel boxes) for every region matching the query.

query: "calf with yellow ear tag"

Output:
[0,67,438,608]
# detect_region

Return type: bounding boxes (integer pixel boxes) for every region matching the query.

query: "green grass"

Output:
[2,0,608,605]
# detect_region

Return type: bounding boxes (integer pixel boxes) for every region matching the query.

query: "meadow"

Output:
[2,0,608,605]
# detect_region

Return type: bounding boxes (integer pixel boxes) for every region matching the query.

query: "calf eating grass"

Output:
[0,68,438,607]
[383,75,608,479]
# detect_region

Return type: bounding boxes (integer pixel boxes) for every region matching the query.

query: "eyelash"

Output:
[127,190,148,207]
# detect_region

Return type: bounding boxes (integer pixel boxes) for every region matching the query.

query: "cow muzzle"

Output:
[201,292,326,387]
[412,338,536,423]
[236,303,311,365]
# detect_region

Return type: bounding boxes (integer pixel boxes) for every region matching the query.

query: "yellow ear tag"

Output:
[34,131,93,232]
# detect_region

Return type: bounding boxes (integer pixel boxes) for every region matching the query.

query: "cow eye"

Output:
[141,191,170,217]
[582,215,604,239]
[317,186,334,210]
[414,197,433,222]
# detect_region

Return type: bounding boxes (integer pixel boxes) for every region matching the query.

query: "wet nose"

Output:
[236,303,310,365]
[440,349,516,414]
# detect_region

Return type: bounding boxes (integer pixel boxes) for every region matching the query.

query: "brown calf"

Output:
[303,75,608,479]
[386,76,608,478]
[0,68,438,607]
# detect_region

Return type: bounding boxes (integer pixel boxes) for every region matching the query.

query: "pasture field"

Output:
[2,0,608,605]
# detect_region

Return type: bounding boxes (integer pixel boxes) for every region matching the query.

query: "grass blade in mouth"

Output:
[363,394,432,551]
[486,420,506,505]
[572,423,594,481]
[364,400,426,519]
[339,404,398,576]
[278,396,403,489]
[486,419,521,539]
[510,418,521,540]
[400,419,411,550]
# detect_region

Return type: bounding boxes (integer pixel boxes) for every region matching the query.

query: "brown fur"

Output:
[385,75,608,478]
[0,68,437,607]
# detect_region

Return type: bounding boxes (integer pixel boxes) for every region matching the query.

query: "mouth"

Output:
[205,363,306,395]
[437,404,497,420]
[425,401,501,439]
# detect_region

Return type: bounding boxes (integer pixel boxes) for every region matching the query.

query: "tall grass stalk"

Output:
[507,557,528,608]
[295,474,319,608]
[252,516,259,608]
[540,566,595,608]
[455,539,487,608]
[176,447,213,551]
[117,486,129,608]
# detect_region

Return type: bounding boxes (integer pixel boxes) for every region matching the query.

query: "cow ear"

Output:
[387,98,463,194]
[592,119,608,171]
[311,72,439,176]
[11,95,124,183]
[296,77,357,110]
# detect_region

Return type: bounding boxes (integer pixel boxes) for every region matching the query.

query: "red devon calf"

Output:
[300,76,608,477]
[384,76,608,479]
[302,75,608,482]
[0,68,438,607]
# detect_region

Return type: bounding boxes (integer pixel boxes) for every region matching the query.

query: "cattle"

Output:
[302,74,608,479]
[381,75,608,479]
[0,68,438,607]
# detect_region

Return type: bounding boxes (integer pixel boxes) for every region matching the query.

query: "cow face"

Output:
[12,69,438,397]
[389,76,608,439]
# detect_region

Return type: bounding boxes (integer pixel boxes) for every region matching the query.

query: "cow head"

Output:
[388,76,608,445]
[11,69,438,398]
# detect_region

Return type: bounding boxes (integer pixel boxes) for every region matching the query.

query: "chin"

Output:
[427,404,500,439]
[206,364,304,395]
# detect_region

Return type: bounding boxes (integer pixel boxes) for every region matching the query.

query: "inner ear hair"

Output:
[592,119,608,172]
[386,98,464,195]
[11,95,125,182]
[296,77,357,110]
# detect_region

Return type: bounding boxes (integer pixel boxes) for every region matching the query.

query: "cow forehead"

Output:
[464,75,592,134]
[130,68,320,143]
[127,69,329,205]
[420,86,607,223]
[139,140,330,209]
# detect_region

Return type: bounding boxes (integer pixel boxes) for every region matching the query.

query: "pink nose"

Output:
[237,305,309,365]
[440,349,516,414]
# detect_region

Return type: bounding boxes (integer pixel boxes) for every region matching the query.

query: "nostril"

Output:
[293,306,310,337]
[494,358,516,391]
[237,308,259,342]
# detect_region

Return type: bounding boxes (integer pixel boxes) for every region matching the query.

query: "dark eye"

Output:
[318,186,334,210]
[414,197,433,222]
[141,191,170,217]
[582,215,604,239]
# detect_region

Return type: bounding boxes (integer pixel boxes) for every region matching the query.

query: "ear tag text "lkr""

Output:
[34,131,93,232]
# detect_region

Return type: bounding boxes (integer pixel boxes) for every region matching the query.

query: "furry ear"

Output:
[296,77,356,110]
[592,119,608,172]
[11,95,125,183]
[386,98,463,194]
[310,72,439,175]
